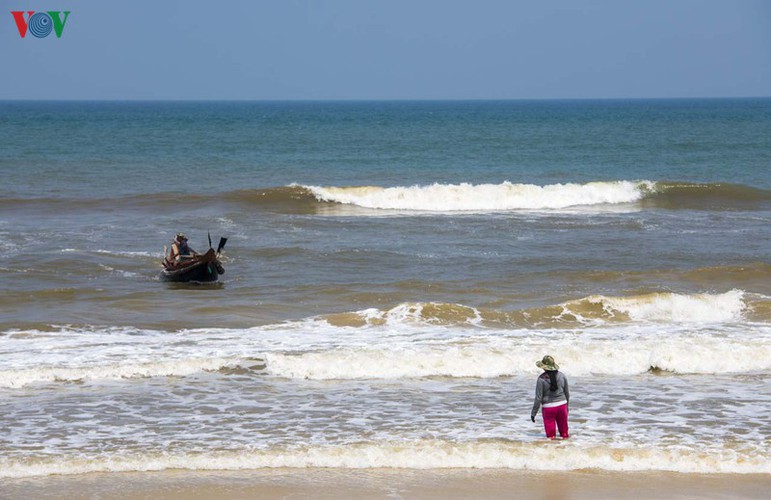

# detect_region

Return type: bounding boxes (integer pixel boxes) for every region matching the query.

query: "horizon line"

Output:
[1,95,770,103]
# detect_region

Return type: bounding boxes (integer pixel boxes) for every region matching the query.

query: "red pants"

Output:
[542,404,569,439]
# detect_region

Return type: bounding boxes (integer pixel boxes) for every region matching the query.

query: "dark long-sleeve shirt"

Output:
[531,371,569,419]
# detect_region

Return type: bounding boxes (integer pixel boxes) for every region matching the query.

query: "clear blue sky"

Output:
[2,0,769,99]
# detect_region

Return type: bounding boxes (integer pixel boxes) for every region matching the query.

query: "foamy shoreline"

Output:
[2,469,769,499]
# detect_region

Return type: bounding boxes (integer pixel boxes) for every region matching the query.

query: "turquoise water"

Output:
[2,99,770,199]
[0,99,770,477]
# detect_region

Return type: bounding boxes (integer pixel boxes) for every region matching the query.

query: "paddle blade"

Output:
[216,237,227,253]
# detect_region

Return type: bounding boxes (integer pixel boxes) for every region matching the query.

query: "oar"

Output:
[216,237,227,254]
[208,232,212,249]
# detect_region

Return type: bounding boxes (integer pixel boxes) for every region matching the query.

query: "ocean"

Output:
[0,99,769,479]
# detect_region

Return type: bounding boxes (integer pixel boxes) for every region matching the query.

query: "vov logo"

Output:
[11,11,71,38]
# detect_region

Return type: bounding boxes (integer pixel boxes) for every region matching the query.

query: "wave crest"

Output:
[301,181,651,211]
[645,182,771,210]
[3,326,769,386]
[1,440,767,477]
[3,181,768,214]
[264,336,771,379]
[0,358,239,389]
[322,291,750,328]
[1,291,766,387]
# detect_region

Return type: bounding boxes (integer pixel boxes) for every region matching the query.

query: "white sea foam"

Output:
[353,302,483,326]
[2,330,767,388]
[0,292,767,387]
[352,292,748,326]
[300,180,654,211]
[0,440,767,478]
[264,335,771,379]
[568,290,747,323]
[96,249,160,258]
[62,249,160,258]
[0,358,239,389]
[589,290,746,323]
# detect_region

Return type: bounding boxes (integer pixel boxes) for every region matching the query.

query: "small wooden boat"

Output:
[161,237,227,283]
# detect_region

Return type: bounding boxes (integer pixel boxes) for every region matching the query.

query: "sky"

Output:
[1,0,770,100]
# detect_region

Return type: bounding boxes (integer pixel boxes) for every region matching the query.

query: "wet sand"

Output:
[2,469,769,499]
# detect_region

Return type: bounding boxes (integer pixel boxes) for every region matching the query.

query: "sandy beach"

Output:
[2,469,770,500]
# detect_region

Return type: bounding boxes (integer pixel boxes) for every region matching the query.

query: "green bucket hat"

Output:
[536,355,559,371]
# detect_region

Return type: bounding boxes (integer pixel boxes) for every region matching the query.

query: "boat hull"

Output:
[161,248,224,283]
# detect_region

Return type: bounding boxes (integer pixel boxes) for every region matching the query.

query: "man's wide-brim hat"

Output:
[176,232,187,240]
[536,355,559,371]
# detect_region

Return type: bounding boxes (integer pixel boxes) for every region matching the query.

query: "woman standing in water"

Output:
[530,355,570,439]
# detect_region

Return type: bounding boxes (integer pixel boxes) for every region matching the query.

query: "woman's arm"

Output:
[531,379,544,421]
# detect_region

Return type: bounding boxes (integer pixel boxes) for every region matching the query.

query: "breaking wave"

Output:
[0,358,239,389]
[301,181,651,211]
[322,290,752,327]
[2,181,769,214]
[1,291,768,386]
[1,440,767,477]
[2,331,768,385]
[263,342,770,379]
[298,181,771,212]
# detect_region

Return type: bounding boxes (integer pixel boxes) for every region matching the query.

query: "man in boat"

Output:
[165,233,198,266]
